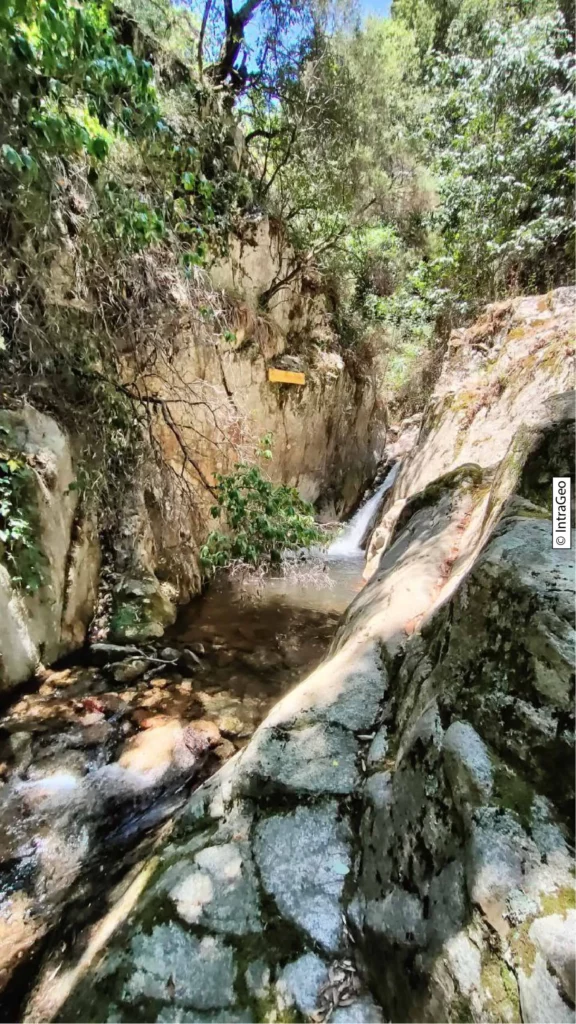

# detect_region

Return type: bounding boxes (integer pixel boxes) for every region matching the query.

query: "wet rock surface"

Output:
[2,291,575,1024]
[0,564,359,1019]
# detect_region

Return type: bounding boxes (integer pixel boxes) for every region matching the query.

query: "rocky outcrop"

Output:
[1,232,384,685]
[366,287,575,578]
[103,288,384,640]
[42,290,574,1024]
[0,408,100,690]
[210,216,327,339]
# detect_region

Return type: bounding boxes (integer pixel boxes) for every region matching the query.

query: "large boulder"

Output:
[366,287,575,578]
[0,408,100,690]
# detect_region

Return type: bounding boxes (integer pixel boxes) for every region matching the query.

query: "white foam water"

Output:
[328,461,400,558]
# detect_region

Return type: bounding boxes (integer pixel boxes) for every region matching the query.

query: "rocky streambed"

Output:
[0,290,574,1024]
[0,551,365,1020]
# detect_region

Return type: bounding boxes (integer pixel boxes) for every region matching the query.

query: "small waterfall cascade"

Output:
[328,461,400,558]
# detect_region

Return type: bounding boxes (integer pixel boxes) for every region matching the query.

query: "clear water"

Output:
[0,475,396,1019]
[327,462,399,557]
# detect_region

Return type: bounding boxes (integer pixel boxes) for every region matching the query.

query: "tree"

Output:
[429,10,575,298]
[192,0,356,91]
[239,18,427,306]
[392,0,564,60]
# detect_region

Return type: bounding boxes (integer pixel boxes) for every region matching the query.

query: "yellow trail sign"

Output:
[268,368,306,386]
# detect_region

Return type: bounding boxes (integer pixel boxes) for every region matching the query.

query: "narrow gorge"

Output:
[0,1,574,1022]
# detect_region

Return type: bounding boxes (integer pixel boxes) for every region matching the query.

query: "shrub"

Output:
[201,454,324,576]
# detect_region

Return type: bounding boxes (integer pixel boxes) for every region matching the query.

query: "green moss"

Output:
[453,424,468,459]
[109,600,145,639]
[510,922,537,976]
[449,994,475,1023]
[449,389,479,413]
[499,499,551,521]
[540,886,576,918]
[255,989,300,1024]
[390,463,484,544]
[481,955,521,1022]
[480,425,534,529]
[109,575,177,642]
[507,887,576,985]
[503,333,573,400]
[492,762,535,831]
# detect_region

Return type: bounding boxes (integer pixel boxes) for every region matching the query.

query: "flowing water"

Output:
[0,467,397,1021]
[327,460,400,557]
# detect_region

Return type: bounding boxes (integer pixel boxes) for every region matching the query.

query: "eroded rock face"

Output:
[0,408,100,690]
[33,294,574,1024]
[353,513,575,1023]
[366,287,575,579]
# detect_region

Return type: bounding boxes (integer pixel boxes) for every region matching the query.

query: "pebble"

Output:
[159,647,181,663]
[79,711,105,727]
[181,649,202,670]
[138,692,164,709]
[81,722,113,746]
[217,714,249,738]
[214,738,236,761]
[112,659,150,684]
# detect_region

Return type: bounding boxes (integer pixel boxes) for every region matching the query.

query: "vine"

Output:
[0,426,46,593]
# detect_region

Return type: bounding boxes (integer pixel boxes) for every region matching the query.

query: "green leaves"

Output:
[88,135,110,161]
[0,444,46,594]
[200,447,324,577]
[428,12,575,298]
[1,144,24,170]
[0,0,162,199]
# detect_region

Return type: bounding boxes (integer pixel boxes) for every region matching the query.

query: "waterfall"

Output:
[328,461,400,558]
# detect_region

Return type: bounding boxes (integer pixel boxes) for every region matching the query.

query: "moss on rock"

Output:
[109,574,178,642]
[390,463,483,545]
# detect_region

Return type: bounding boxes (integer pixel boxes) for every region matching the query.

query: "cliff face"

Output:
[0,222,384,689]
[365,287,575,578]
[55,290,575,1024]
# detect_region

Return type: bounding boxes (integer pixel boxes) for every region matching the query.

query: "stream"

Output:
[0,466,397,1022]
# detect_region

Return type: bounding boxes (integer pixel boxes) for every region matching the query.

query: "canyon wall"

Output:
[52,289,576,1024]
[0,221,385,689]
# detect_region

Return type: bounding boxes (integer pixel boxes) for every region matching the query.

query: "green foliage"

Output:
[0,0,252,263]
[0,0,158,187]
[392,0,560,59]
[0,0,573,461]
[319,1,574,407]
[428,11,575,299]
[245,20,426,270]
[0,427,46,593]
[200,446,323,575]
[118,0,201,63]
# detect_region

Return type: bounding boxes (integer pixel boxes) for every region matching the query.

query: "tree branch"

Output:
[198,0,213,80]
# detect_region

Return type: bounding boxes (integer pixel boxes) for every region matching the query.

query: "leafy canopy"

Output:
[0,0,158,181]
[429,11,575,298]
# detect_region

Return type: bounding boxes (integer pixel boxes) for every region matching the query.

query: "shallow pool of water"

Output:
[0,550,367,1021]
